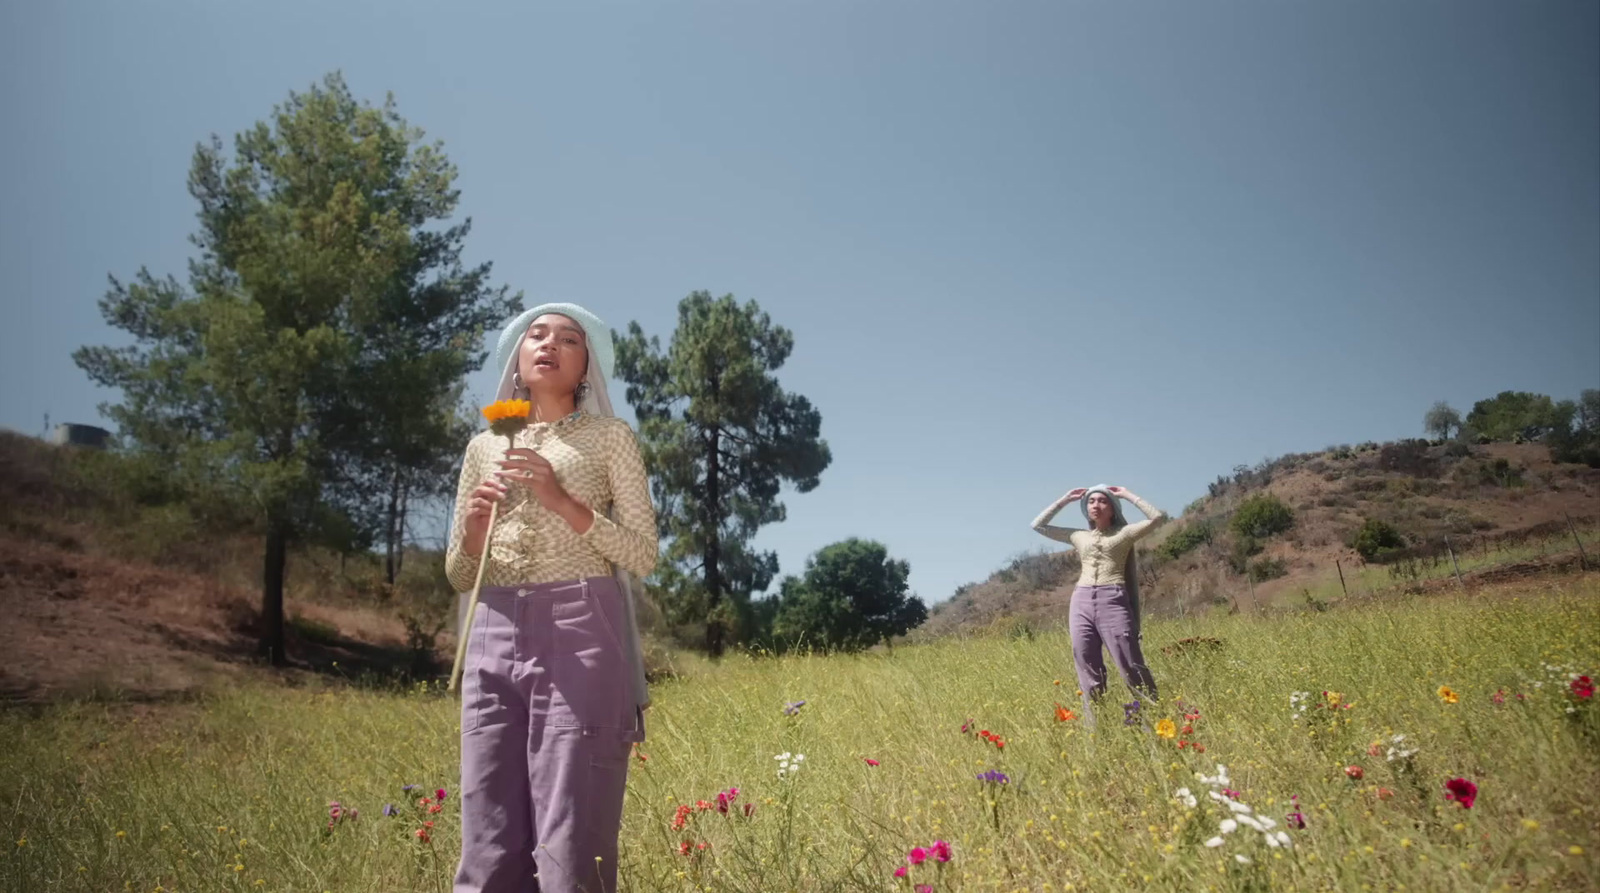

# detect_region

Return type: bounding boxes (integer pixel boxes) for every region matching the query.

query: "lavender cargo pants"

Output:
[1070,584,1158,718]
[456,577,644,893]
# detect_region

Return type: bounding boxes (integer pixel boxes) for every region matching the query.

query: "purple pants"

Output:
[456,577,644,893]
[1070,584,1158,716]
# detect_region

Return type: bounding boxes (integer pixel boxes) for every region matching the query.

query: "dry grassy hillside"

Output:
[921,439,1600,637]
[0,431,454,704]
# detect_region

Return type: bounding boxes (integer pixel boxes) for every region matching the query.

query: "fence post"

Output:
[1336,559,1349,598]
[1567,514,1592,571]
[1444,537,1465,589]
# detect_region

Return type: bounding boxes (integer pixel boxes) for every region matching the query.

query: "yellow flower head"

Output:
[1325,691,1343,705]
[1154,718,1177,740]
[1437,685,1460,704]
[483,399,532,438]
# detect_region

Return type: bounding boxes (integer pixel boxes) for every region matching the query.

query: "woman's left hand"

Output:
[498,448,571,511]
[1107,486,1129,498]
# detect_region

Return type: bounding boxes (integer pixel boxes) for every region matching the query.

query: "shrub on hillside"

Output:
[1248,556,1289,583]
[1226,536,1264,575]
[1229,493,1295,539]
[1155,521,1214,561]
[1378,440,1439,478]
[1351,518,1406,561]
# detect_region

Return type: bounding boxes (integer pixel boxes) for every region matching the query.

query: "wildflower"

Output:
[908,846,929,865]
[1124,700,1142,726]
[743,803,756,817]
[930,840,952,862]
[1385,734,1418,763]
[482,399,533,437]
[634,745,649,762]
[774,752,805,778]
[1376,787,1395,801]
[1286,811,1306,830]
[1235,854,1252,865]
[1571,846,1585,856]
[916,886,933,893]
[1155,718,1177,739]
[1174,787,1198,809]
[864,758,880,766]
[961,719,974,734]
[1055,704,1078,722]
[382,804,397,817]
[415,827,431,843]
[428,804,443,815]
[783,700,806,716]
[1492,689,1506,705]
[1573,676,1595,699]
[976,770,1010,784]
[1324,690,1342,705]
[1345,765,1365,780]
[1204,836,1225,848]
[1437,685,1460,705]
[1522,819,1540,831]
[678,841,691,856]
[436,788,448,802]
[894,865,908,878]
[1444,777,1477,809]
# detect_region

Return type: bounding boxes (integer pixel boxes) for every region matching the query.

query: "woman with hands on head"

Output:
[1032,484,1166,721]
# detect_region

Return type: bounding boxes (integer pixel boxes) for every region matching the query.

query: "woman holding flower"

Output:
[1031,484,1166,718]
[445,303,659,893]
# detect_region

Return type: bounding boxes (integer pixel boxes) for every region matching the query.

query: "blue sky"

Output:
[2,1,1596,605]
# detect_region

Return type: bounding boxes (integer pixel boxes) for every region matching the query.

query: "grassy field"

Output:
[5,580,1599,893]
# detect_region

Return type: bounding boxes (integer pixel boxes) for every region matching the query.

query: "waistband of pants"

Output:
[480,576,621,605]
[1073,584,1126,594]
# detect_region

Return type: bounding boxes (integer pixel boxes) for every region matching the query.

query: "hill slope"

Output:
[921,439,1600,637]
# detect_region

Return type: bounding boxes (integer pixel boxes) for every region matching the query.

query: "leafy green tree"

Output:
[614,292,831,655]
[1423,401,1462,440]
[1229,493,1295,540]
[771,538,926,651]
[74,73,518,664]
[1465,391,1575,441]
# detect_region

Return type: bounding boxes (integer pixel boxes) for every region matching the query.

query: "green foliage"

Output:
[72,73,518,663]
[1229,492,1295,540]
[614,292,832,654]
[1247,556,1289,583]
[1351,518,1406,561]
[1423,401,1462,440]
[1465,391,1576,442]
[1548,390,1600,468]
[1155,521,1214,561]
[8,588,1598,892]
[769,538,926,652]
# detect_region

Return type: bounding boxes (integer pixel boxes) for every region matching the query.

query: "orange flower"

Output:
[482,399,532,438]
[1345,765,1365,780]
[1376,787,1395,801]
[1055,704,1078,722]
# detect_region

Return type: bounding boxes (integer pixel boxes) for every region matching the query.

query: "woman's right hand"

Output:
[460,478,509,557]
[1063,487,1088,502]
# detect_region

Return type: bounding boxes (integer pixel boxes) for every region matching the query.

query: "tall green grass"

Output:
[5,581,1598,893]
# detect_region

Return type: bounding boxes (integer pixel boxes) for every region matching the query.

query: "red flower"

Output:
[696,800,712,812]
[435,788,448,803]
[1345,765,1365,780]
[894,865,908,879]
[1444,777,1478,809]
[930,839,952,862]
[1573,676,1595,699]
[1195,744,1206,753]
[743,803,756,817]
[864,758,880,766]
[1376,787,1395,801]
[1182,724,1194,735]
[696,841,710,851]
[428,804,442,815]
[678,841,691,856]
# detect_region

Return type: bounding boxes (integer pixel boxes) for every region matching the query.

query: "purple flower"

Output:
[402,785,417,792]
[783,700,806,716]
[382,804,397,817]
[1123,700,1142,726]
[976,770,1010,784]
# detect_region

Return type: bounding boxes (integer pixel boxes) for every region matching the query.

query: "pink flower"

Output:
[930,839,952,862]
[1573,676,1595,699]
[436,788,448,802]
[916,886,933,893]
[893,865,908,878]
[908,846,928,865]
[864,758,880,766]
[1444,777,1478,809]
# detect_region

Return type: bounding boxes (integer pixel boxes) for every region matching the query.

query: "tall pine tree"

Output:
[614,292,831,655]
[75,73,518,664]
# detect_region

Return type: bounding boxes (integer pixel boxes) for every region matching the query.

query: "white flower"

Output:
[793,754,804,762]
[1235,854,1252,865]
[1204,836,1226,848]
[1175,788,1197,808]
[1257,816,1277,830]
[1273,831,1293,848]
[1226,800,1253,815]
[1237,815,1265,833]
[1264,832,1281,848]
[774,752,790,761]
[1219,819,1238,834]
